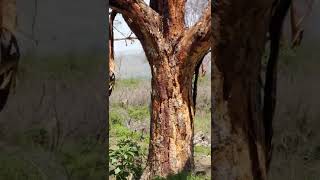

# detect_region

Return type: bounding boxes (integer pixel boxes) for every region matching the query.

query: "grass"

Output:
[0,136,105,180]
[128,106,150,121]
[18,53,105,80]
[0,53,106,180]
[194,146,211,156]
[267,45,320,180]
[154,171,210,180]
[116,78,144,88]
[0,152,43,180]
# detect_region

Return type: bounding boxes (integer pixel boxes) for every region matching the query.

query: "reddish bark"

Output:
[110,0,211,178]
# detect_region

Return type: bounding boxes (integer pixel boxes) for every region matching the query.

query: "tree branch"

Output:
[177,5,211,67]
[109,0,164,55]
[109,10,117,74]
[161,0,186,39]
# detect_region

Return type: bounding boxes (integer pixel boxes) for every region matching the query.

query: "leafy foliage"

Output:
[109,138,144,180]
[153,171,209,180]
[128,106,149,121]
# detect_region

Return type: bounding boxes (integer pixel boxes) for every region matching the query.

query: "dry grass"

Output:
[268,47,320,180]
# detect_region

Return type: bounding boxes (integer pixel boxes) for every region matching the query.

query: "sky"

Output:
[113,14,144,54]
[112,0,150,54]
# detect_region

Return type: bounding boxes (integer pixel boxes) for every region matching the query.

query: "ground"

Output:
[0,53,106,180]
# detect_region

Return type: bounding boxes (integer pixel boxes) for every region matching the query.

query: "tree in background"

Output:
[109,0,211,178]
[212,0,314,179]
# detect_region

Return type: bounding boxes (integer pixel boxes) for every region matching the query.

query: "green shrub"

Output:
[110,124,131,137]
[109,138,144,180]
[153,171,209,180]
[128,106,149,121]
[110,111,125,125]
[194,146,211,156]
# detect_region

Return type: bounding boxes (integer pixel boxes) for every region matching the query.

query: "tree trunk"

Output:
[212,1,273,180]
[109,1,211,179]
[141,54,195,179]
[0,0,19,112]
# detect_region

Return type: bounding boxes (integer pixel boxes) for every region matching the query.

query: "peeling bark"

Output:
[109,0,211,178]
[212,0,298,179]
[144,54,195,178]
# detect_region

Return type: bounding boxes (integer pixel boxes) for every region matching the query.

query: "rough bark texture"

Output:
[110,0,211,178]
[212,1,273,179]
[212,0,295,179]
[146,54,195,177]
[0,0,19,112]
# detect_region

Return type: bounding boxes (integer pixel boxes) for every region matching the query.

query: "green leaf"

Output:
[114,167,121,174]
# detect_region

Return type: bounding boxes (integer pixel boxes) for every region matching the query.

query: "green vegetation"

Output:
[194,146,211,156]
[109,138,144,180]
[153,171,210,180]
[115,78,144,88]
[0,53,106,180]
[18,53,105,80]
[0,135,105,180]
[128,106,150,121]
[0,153,43,180]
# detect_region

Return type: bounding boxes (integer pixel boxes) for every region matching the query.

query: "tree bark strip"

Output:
[212,1,273,179]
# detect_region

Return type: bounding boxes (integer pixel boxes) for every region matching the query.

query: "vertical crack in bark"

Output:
[264,0,291,169]
[247,86,264,180]
[192,54,205,111]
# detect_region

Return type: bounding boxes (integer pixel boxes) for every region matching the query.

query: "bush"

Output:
[109,138,144,180]
[128,106,149,121]
[153,171,209,180]
[110,111,125,125]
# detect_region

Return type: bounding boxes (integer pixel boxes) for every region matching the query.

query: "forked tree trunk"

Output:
[110,1,211,179]
[143,55,195,178]
[212,1,273,180]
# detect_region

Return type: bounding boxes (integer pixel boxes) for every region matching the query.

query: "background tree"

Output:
[212,0,314,179]
[109,0,211,178]
[0,0,20,112]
